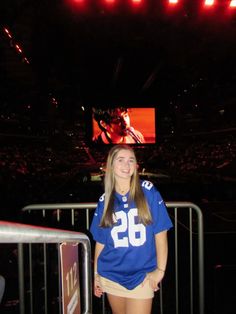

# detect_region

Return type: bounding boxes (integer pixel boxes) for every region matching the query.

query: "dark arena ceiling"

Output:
[1,0,236,119]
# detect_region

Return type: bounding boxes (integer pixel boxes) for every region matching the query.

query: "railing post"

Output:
[18,243,25,314]
[198,207,205,314]
[29,244,33,314]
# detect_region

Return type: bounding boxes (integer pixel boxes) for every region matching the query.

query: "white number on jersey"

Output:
[99,193,105,202]
[141,180,153,190]
[111,208,146,248]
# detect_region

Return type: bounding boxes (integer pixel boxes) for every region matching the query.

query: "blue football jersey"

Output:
[90,180,173,290]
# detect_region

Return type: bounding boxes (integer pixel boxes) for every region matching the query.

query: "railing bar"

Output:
[58,244,62,314]
[102,294,106,314]
[174,207,179,314]
[71,209,75,226]
[198,208,205,314]
[29,244,33,314]
[57,209,60,222]
[189,208,193,314]
[43,243,48,314]
[18,243,25,314]
[22,202,201,211]
[22,203,98,211]
[160,281,163,314]
[86,208,90,231]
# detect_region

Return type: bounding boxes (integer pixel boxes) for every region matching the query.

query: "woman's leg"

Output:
[107,294,153,314]
[125,297,153,314]
[106,294,126,314]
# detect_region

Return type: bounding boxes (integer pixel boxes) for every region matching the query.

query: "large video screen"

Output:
[91,107,156,145]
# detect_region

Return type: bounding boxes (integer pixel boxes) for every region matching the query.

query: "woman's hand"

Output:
[94,274,103,298]
[142,268,165,292]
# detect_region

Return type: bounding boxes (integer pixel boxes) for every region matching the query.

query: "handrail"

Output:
[22,203,97,211]
[22,201,204,314]
[0,221,92,314]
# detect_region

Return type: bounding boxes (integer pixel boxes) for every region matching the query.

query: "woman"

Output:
[90,145,173,314]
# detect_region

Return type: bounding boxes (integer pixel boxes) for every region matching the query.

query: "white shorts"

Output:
[99,275,154,299]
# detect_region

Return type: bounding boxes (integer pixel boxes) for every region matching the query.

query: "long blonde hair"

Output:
[100,144,152,227]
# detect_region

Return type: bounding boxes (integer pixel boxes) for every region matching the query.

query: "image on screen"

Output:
[91,107,156,145]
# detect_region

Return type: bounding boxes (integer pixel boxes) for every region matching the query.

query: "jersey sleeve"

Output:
[143,181,173,234]
[89,194,106,244]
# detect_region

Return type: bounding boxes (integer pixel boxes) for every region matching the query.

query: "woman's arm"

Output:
[143,230,168,291]
[94,242,104,274]
[94,242,104,297]
[155,230,168,274]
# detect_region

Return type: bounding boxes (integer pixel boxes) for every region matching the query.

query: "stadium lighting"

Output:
[229,0,236,7]
[3,27,12,38]
[132,0,142,4]
[204,0,214,5]
[15,44,23,53]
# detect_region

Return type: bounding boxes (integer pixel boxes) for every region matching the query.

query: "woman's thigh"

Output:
[126,297,153,314]
[107,294,153,314]
[106,294,126,314]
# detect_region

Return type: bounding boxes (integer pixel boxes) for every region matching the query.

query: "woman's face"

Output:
[113,149,136,180]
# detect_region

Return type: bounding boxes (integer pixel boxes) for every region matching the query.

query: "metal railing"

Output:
[22,201,204,314]
[0,221,92,314]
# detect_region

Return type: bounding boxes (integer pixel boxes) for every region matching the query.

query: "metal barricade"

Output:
[0,221,92,314]
[22,201,204,314]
